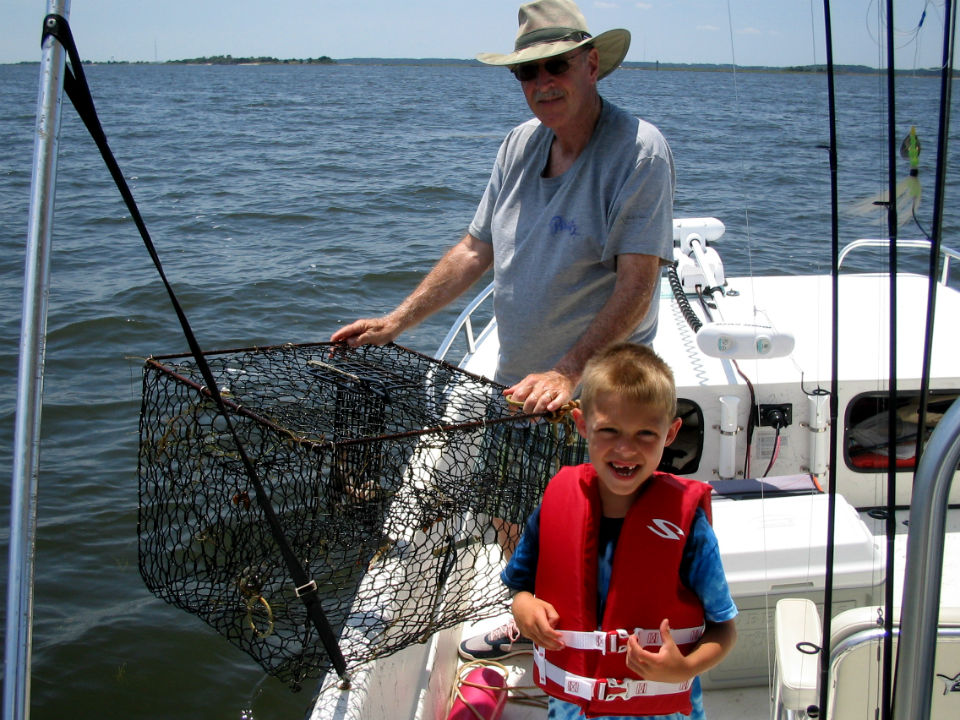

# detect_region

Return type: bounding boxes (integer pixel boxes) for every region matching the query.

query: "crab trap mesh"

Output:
[137,342,584,688]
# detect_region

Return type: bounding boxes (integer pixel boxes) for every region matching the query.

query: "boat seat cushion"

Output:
[774,599,960,719]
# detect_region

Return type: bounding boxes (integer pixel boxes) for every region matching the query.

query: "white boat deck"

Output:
[449,506,960,720]
[309,256,960,720]
[656,272,960,391]
[307,505,960,719]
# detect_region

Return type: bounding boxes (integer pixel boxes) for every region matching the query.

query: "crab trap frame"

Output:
[137,342,584,688]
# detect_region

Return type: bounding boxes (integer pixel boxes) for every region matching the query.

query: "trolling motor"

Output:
[672,218,795,360]
[674,217,727,291]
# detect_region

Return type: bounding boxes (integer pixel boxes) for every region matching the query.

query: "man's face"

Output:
[514,46,599,132]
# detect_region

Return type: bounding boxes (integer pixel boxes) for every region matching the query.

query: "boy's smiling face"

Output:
[573,390,682,518]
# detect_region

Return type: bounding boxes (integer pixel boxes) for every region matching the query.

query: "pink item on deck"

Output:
[446,665,507,720]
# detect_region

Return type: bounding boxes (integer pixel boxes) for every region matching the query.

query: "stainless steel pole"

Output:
[4,3,70,719]
[894,397,960,720]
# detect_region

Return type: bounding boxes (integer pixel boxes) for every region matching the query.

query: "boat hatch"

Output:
[845,390,960,473]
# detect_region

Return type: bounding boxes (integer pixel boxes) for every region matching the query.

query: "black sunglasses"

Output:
[510,48,589,82]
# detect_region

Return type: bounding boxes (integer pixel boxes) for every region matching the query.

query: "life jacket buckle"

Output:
[605,628,630,654]
[597,678,640,701]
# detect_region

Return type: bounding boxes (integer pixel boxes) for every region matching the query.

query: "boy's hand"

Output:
[511,591,564,651]
[624,619,693,683]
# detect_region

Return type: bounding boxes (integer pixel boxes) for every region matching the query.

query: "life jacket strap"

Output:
[555,624,705,654]
[533,645,693,701]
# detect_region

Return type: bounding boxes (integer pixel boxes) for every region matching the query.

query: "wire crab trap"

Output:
[137,342,584,688]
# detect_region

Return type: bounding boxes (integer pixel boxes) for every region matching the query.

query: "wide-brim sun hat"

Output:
[477,0,630,81]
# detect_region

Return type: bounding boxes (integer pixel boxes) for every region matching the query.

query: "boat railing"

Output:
[434,281,494,363]
[838,238,960,285]
[437,238,960,365]
[894,388,960,719]
[433,217,726,363]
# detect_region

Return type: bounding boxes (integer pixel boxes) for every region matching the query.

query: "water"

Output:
[1,60,958,719]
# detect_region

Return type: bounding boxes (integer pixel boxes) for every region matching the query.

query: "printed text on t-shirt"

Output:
[550,215,578,237]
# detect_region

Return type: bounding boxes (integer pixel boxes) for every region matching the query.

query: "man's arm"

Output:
[505,252,662,413]
[330,233,493,346]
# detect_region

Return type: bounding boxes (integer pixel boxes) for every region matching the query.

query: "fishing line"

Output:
[914,0,957,479]
[667,266,762,478]
[723,0,755,287]
[866,0,938,63]
[910,4,929,68]
[722,0,793,697]
[866,0,890,520]
[39,13,350,684]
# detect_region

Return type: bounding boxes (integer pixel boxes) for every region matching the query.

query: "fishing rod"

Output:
[816,1,841,717]
[880,0,900,714]
[895,1,957,718]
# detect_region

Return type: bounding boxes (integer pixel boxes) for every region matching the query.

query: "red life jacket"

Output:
[533,464,712,717]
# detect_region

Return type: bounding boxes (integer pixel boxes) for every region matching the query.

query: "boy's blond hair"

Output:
[579,342,678,421]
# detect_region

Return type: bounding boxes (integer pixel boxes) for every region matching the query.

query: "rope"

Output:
[449,660,508,720]
[447,658,547,718]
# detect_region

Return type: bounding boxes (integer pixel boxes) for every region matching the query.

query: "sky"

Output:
[3,1,950,69]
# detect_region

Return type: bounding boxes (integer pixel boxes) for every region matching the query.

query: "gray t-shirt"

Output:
[468,98,676,385]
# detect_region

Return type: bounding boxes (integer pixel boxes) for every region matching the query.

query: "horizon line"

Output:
[1,56,946,73]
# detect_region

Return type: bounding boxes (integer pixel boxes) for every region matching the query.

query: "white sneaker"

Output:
[458,619,533,660]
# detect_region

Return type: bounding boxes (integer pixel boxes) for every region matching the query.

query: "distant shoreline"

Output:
[3,56,948,76]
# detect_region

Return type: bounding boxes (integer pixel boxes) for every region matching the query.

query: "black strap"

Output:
[41,14,350,682]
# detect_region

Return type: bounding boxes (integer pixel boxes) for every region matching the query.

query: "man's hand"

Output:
[330,233,492,349]
[511,591,564,651]
[330,315,402,347]
[503,370,576,415]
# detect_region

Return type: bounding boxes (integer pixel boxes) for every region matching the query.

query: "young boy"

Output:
[503,342,737,719]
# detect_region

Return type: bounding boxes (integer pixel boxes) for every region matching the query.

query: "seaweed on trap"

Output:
[137,342,584,689]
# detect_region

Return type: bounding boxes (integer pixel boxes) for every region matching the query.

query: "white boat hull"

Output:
[310,223,960,719]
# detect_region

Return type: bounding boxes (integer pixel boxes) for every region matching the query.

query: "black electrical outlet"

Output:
[758,403,792,428]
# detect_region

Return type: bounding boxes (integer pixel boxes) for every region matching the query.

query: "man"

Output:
[331,0,675,421]
[333,0,675,660]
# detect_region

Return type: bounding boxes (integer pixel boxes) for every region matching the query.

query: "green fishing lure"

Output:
[851,126,922,228]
